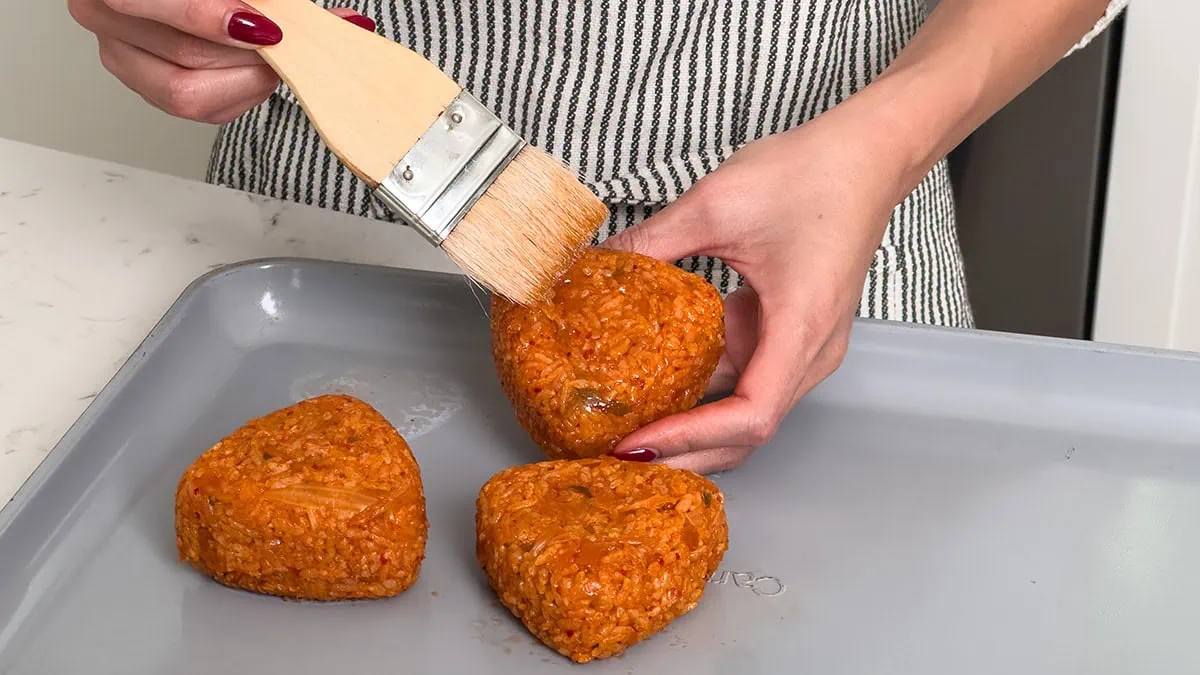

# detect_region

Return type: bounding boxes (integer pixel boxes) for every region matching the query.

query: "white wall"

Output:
[0,2,217,180]
[1093,0,1200,352]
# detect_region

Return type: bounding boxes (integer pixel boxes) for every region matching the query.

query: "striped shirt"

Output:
[208,0,1126,328]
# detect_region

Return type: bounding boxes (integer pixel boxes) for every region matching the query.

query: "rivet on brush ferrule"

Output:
[373,91,525,246]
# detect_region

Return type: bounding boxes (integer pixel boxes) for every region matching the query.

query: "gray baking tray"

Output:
[2,258,1200,674]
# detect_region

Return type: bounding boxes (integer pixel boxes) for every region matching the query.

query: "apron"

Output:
[207,0,974,328]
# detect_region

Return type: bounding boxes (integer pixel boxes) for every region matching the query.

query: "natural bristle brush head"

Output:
[441,147,608,305]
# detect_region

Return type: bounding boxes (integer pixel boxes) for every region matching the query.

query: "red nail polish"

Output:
[343,14,377,32]
[612,448,656,462]
[228,11,283,46]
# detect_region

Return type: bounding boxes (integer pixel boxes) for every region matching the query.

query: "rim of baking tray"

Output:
[3,255,1199,536]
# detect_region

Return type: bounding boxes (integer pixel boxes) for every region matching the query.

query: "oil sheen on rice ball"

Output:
[175,394,427,600]
[476,458,729,663]
[490,248,725,459]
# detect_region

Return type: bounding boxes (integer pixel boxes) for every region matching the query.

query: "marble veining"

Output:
[0,138,461,505]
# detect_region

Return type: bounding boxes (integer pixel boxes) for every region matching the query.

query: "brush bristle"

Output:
[442,147,608,305]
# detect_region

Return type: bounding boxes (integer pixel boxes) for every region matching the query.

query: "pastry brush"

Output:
[241,0,607,304]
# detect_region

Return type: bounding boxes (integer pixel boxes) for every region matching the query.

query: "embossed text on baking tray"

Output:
[708,570,787,597]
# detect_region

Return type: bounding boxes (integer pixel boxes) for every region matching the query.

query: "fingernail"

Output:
[611,448,657,462]
[343,13,377,32]
[228,11,283,46]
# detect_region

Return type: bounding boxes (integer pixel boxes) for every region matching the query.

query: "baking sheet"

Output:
[2,258,1200,674]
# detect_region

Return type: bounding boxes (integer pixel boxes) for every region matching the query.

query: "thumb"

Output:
[611,394,778,460]
[601,193,716,263]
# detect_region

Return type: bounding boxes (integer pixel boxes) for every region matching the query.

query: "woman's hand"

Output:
[601,0,1117,476]
[69,0,376,124]
[603,101,914,475]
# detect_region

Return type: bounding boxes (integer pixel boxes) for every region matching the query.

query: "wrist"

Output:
[832,60,985,203]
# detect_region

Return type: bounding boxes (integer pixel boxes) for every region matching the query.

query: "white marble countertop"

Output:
[0,138,461,506]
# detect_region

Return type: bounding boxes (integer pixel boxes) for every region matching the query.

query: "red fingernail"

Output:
[612,448,657,462]
[228,11,283,46]
[343,14,377,32]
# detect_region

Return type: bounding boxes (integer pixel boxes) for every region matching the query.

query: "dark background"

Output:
[949,16,1124,340]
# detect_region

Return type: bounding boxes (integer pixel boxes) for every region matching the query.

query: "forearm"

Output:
[836,0,1117,202]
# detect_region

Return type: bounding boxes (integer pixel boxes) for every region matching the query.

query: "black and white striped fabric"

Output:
[205,0,1121,328]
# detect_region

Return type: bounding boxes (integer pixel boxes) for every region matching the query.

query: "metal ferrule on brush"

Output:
[373,91,526,246]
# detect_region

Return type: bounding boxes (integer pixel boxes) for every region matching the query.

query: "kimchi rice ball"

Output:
[476,458,728,663]
[490,248,725,459]
[175,395,428,600]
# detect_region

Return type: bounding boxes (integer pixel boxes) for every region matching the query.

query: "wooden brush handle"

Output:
[242,0,462,186]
